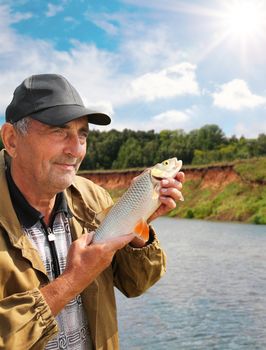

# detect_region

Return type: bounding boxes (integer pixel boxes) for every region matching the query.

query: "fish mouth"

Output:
[153,176,164,181]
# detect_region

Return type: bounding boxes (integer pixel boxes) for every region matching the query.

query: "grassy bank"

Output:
[169,158,266,224]
[169,179,266,224]
[108,158,266,225]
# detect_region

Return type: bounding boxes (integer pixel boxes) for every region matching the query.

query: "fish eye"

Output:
[163,160,169,166]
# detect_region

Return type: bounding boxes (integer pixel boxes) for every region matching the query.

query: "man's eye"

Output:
[79,131,89,139]
[53,128,65,135]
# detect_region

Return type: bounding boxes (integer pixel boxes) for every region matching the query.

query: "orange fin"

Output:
[134,219,150,242]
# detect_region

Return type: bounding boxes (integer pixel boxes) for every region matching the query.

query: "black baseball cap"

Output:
[5,74,111,126]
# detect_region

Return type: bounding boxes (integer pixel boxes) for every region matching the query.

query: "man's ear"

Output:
[1,123,19,158]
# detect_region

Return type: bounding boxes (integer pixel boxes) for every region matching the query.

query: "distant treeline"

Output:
[0,124,265,169]
[81,124,266,170]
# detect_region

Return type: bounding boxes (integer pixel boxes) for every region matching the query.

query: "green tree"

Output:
[142,139,160,166]
[189,124,226,151]
[256,134,266,156]
[218,144,237,162]
[113,138,143,168]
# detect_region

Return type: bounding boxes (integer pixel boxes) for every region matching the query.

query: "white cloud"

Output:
[64,16,78,24]
[146,109,191,131]
[82,100,114,117]
[46,3,64,17]
[121,0,216,16]
[85,12,119,36]
[234,121,266,138]
[212,79,266,110]
[232,117,266,138]
[11,11,32,22]
[0,4,32,25]
[153,109,190,123]
[90,18,118,36]
[131,63,199,101]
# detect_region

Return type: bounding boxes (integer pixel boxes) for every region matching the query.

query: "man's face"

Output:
[12,116,88,194]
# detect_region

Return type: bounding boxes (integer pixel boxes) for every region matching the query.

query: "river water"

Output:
[116,218,266,350]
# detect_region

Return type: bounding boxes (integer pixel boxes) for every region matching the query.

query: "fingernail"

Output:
[161,188,168,193]
[162,179,169,186]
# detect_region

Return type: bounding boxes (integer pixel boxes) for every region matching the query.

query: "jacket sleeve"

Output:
[112,227,167,297]
[0,288,58,350]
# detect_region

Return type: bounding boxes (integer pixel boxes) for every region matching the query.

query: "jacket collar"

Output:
[5,162,72,228]
[0,149,24,242]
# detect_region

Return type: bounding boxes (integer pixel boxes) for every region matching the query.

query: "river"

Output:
[116,218,266,350]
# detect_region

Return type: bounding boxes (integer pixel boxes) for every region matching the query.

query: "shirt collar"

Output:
[5,163,72,228]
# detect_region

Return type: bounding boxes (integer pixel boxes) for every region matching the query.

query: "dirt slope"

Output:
[80,165,241,191]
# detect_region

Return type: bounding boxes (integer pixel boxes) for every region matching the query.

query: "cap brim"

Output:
[29,104,111,126]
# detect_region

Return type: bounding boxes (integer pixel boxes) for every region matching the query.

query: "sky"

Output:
[0,0,266,137]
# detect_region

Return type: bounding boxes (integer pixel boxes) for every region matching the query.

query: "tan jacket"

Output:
[0,150,166,350]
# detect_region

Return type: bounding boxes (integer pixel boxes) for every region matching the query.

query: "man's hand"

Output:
[41,231,135,316]
[148,171,185,223]
[62,232,135,295]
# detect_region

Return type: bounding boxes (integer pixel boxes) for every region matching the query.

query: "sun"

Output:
[196,0,266,62]
[221,1,264,40]
[172,0,266,63]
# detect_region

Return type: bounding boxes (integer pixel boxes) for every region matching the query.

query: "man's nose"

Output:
[64,133,86,158]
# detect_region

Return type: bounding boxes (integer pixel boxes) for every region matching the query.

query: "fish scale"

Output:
[92,158,182,243]
[93,172,155,242]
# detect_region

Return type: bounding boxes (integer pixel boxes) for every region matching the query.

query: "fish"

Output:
[92,158,183,243]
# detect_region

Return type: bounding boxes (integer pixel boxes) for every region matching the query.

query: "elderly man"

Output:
[0,74,184,349]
